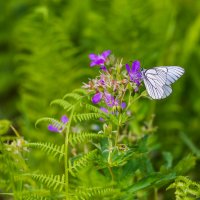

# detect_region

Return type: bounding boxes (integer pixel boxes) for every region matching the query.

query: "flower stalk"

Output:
[64,107,74,200]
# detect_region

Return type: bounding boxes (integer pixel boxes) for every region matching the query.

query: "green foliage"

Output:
[167,176,200,200]
[50,99,73,111]
[74,187,120,200]
[31,174,65,192]
[21,191,50,200]
[0,120,11,135]
[69,132,106,146]
[0,137,29,197]
[27,142,65,162]
[173,154,196,175]
[125,172,176,194]
[69,150,98,176]
[73,113,102,123]
[1,1,200,199]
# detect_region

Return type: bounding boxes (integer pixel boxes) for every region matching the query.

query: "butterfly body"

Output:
[141,66,185,100]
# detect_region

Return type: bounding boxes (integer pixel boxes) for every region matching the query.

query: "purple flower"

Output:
[89,50,111,70]
[121,102,126,109]
[48,115,69,133]
[126,60,142,86]
[92,92,103,104]
[61,115,69,123]
[91,91,119,108]
[48,125,59,132]
[104,92,118,107]
[100,107,108,113]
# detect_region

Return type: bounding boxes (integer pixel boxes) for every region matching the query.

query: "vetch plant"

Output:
[0,51,193,200]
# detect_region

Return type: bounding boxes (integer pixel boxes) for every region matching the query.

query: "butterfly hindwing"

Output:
[142,66,184,100]
[161,84,172,99]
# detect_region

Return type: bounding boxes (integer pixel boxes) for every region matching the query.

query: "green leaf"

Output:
[125,172,176,194]
[31,174,65,192]
[69,132,106,146]
[73,113,102,122]
[50,99,73,111]
[27,142,65,161]
[174,154,196,175]
[69,150,98,176]
[0,120,11,135]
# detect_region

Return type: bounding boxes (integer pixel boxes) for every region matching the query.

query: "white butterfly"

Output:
[141,66,185,100]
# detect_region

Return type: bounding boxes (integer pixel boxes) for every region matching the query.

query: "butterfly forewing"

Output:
[143,76,164,99]
[154,66,185,85]
[142,66,184,100]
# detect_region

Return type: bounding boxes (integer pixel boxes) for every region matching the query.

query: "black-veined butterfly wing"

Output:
[154,66,185,85]
[142,66,184,100]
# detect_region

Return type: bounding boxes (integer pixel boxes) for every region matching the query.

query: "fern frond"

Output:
[72,88,87,95]
[21,189,51,200]
[31,174,65,192]
[85,104,101,113]
[69,132,106,146]
[167,176,200,200]
[35,117,66,130]
[63,92,83,101]
[69,150,98,176]
[27,142,64,161]
[75,186,120,200]
[50,99,73,111]
[22,196,48,200]
[73,113,101,123]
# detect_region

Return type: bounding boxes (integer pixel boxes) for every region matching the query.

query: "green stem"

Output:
[154,188,158,200]
[107,124,115,182]
[115,124,120,146]
[0,193,13,196]
[64,107,75,200]
[115,114,122,146]
[10,125,20,138]
[108,166,114,182]
[107,140,115,182]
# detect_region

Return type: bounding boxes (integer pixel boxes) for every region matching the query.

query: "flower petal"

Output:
[95,59,105,65]
[125,64,131,73]
[132,60,140,72]
[89,54,98,60]
[100,66,107,71]
[61,115,69,124]
[92,92,102,104]
[121,102,126,109]
[100,107,108,113]
[104,92,118,107]
[101,50,111,58]
[90,61,97,67]
[48,125,59,132]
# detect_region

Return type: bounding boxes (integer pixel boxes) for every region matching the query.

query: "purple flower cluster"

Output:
[84,50,142,117]
[48,50,142,131]
[92,91,118,107]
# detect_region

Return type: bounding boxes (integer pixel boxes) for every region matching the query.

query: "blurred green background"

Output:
[0,0,200,187]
